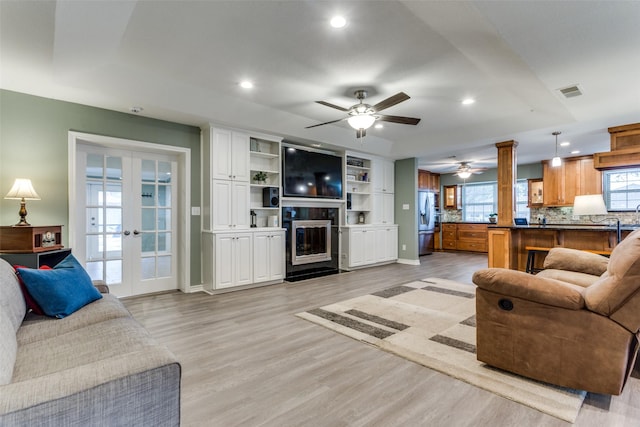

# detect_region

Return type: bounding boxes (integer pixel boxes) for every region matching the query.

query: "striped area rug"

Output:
[296,277,586,423]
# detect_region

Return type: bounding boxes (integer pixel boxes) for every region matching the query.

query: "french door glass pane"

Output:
[142,208,156,231]
[158,161,172,183]
[86,154,103,179]
[141,233,156,254]
[157,256,171,277]
[141,257,155,280]
[106,156,122,180]
[141,184,156,206]
[142,160,156,182]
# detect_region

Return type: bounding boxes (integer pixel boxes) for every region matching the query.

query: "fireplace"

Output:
[282,207,339,281]
[292,220,332,265]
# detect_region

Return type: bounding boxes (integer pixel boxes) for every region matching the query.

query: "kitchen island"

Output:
[487,223,635,271]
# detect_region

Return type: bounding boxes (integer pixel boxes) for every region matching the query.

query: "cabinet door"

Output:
[363,228,377,264]
[211,128,233,181]
[349,229,366,267]
[234,234,253,286]
[231,132,250,182]
[382,193,394,224]
[562,159,580,206]
[212,180,232,229]
[253,232,270,283]
[542,162,561,205]
[580,158,602,196]
[375,227,397,262]
[383,160,395,193]
[215,234,235,288]
[268,232,284,280]
[232,181,250,229]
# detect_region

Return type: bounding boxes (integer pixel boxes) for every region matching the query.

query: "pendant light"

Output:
[551,131,562,167]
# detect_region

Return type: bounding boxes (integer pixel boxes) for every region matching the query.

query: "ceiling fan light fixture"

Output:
[458,171,472,179]
[330,16,346,28]
[347,113,376,130]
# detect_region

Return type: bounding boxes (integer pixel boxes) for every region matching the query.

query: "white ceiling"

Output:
[2,1,639,173]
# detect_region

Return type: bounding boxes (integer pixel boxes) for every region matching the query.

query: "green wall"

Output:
[0,90,202,286]
[394,158,419,262]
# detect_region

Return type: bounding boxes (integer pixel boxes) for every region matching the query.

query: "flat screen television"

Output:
[282,147,343,199]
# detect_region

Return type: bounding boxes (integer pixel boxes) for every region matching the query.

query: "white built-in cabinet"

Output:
[372,158,395,193]
[211,180,250,230]
[202,125,285,292]
[253,230,285,283]
[340,225,398,269]
[342,153,397,270]
[213,232,253,289]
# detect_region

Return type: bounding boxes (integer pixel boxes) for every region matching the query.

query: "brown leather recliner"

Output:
[473,228,640,395]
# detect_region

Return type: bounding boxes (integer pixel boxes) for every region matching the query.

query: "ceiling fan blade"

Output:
[377,114,421,125]
[305,118,346,129]
[316,100,349,112]
[356,128,366,138]
[372,92,410,112]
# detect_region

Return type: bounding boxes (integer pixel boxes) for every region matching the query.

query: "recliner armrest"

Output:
[473,268,585,310]
[543,247,608,276]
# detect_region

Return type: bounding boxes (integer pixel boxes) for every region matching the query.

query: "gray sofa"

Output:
[0,257,181,426]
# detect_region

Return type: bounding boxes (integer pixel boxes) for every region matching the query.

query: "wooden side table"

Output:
[0,248,72,268]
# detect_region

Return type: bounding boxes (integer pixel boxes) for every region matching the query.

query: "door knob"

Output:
[123,230,131,236]
[133,230,140,235]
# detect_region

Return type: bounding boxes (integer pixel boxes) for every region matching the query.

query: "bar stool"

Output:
[525,246,551,274]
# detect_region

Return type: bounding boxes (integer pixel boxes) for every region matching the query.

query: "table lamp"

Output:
[4,178,40,226]
[573,194,620,243]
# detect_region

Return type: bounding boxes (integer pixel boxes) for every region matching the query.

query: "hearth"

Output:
[282,207,339,281]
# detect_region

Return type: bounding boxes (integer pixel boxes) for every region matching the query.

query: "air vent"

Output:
[558,85,583,98]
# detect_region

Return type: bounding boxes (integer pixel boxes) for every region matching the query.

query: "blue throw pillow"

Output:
[16,254,102,318]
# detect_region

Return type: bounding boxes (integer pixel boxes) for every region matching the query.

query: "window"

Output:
[515,180,530,219]
[462,179,529,221]
[604,168,640,211]
[462,182,496,222]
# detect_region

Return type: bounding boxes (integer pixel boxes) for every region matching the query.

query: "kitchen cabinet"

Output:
[214,232,253,289]
[441,223,488,253]
[253,230,285,283]
[211,180,250,230]
[443,185,458,209]
[543,156,602,206]
[528,179,544,207]
[418,170,440,191]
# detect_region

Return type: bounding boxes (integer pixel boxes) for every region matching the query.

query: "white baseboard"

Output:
[396,258,420,266]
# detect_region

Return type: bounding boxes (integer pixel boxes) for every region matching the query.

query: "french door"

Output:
[75,143,178,297]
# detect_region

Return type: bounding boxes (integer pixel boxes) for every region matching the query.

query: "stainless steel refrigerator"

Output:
[418,191,436,255]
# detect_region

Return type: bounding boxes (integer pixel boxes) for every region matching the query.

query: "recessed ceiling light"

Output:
[129,106,143,113]
[571,150,580,154]
[330,16,346,28]
[239,80,254,89]
[461,98,475,105]
[375,123,383,129]
[560,141,570,147]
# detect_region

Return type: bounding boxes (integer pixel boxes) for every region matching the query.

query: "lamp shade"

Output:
[573,194,607,216]
[347,113,376,130]
[4,179,40,200]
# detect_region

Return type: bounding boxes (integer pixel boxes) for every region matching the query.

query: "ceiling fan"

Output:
[306,90,421,138]
[453,162,487,179]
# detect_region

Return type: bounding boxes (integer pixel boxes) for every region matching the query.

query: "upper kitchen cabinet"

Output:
[542,156,602,207]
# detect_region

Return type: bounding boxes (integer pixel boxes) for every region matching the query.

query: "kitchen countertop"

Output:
[488,224,639,231]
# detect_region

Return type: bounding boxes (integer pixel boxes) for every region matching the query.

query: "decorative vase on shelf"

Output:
[489,214,497,223]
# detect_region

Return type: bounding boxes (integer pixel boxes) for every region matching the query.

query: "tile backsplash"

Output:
[442,207,639,225]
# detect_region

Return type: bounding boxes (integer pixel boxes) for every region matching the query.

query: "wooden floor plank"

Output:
[124,252,640,426]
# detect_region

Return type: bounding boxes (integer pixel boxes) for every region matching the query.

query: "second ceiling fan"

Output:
[306,90,421,138]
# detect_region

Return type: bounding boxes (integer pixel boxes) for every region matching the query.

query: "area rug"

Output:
[296,278,586,423]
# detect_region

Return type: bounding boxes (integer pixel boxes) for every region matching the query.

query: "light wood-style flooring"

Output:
[124,252,640,426]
